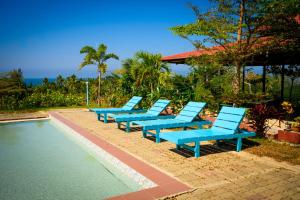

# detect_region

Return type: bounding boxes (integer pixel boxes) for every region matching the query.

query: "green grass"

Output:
[244,137,300,165]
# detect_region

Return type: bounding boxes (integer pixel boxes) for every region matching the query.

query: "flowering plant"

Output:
[249,103,277,138]
[281,101,294,121]
[281,101,294,114]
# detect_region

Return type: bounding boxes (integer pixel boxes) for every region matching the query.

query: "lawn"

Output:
[244,137,300,165]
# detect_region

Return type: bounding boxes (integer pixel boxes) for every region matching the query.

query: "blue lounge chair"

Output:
[159,106,256,157]
[132,102,211,143]
[112,99,173,132]
[90,96,145,123]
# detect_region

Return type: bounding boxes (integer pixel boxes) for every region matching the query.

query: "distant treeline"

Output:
[0,70,87,110]
[1,52,299,114]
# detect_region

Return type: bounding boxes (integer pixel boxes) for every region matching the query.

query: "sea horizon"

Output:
[24,77,94,86]
[24,78,56,86]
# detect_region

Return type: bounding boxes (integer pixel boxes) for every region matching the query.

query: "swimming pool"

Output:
[0,118,155,200]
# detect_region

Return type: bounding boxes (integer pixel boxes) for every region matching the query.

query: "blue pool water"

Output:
[0,120,142,200]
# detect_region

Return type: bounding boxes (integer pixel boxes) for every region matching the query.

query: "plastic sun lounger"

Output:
[159,106,256,157]
[132,102,212,143]
[112,99,173,132]
[90,96,145,123]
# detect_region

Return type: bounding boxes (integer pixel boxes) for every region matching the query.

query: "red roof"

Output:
[161,45,226,63]
[161,37,293,64]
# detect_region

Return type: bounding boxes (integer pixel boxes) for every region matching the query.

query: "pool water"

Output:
[0,120,142,200]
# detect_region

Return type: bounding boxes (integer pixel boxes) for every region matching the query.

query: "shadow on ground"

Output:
[168,139,261,158]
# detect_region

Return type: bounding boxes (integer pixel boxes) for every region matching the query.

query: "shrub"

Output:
[21,91,83,108]
[248,104,277,138]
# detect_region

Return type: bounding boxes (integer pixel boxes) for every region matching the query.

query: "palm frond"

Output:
[103,53,119,61]
[78,60,95,70]
[97,44,107,59]
[80,46,96,54]
[122,58,136,73]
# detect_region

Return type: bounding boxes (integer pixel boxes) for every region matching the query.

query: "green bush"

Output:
[21,91,83,108]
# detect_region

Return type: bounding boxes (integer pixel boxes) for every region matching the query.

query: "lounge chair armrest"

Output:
[157,115,176,119]
[106,109,147,118]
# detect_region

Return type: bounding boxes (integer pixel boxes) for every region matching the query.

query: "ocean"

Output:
[24,78,56,86]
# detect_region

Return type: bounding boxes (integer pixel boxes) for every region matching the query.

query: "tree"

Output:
[43,78,49,86]
[113,51,171,105]
[258,0,300,70]
[258,0,300,50]
[79,43,119,104]
[128,51,170,95]
[65,74,80,93]
[170,0,300,94]
[0,69,26,109]
[114,58,136,94]
[10,68,24,88]
[56,75,64,88]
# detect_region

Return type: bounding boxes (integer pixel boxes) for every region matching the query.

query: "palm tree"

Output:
[79,43,119,104]
[66,74,77,93]
[56,75,64,88]
[132,51,170,94]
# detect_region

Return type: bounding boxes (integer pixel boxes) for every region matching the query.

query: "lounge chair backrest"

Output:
[122,96,142,110]
[175,102,206,122]
[146,99,170,116]
[211,106,246,134]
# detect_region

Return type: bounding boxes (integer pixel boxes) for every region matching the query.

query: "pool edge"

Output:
[49,111,191,200]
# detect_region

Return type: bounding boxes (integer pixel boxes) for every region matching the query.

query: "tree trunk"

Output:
[233,0,245,95]
[98,71,101,105]
[237,1,244,43]
[233,61,242,95]
[237,64,241,92]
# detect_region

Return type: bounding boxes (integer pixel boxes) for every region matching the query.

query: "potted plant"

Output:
[291,117,300,132]
[281,101,294,130]
[277,102,300,144]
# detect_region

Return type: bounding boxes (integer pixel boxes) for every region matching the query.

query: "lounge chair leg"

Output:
[104,113,108,123]
[194,142,200,158]
[183,127,187,130]
[236,137,242,152]
[176,144,181,149]
[216,140,220,146]
[117,123,121,129]
[197,123,201,129]
[126,121,130,133]
[142,129,147,138]
[97,114,101,121]
[156,128,160,143]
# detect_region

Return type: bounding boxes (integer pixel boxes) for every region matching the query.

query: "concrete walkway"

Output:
[0,111,48,121]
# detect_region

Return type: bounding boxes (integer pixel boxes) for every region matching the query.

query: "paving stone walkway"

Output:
[0,111,48,121]
[37,109,300,199]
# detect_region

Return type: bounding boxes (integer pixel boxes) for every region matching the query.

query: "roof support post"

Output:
[262,65,266,93]
[281,65,285,100]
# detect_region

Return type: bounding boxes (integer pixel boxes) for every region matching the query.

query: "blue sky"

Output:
[0,0,211,78]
